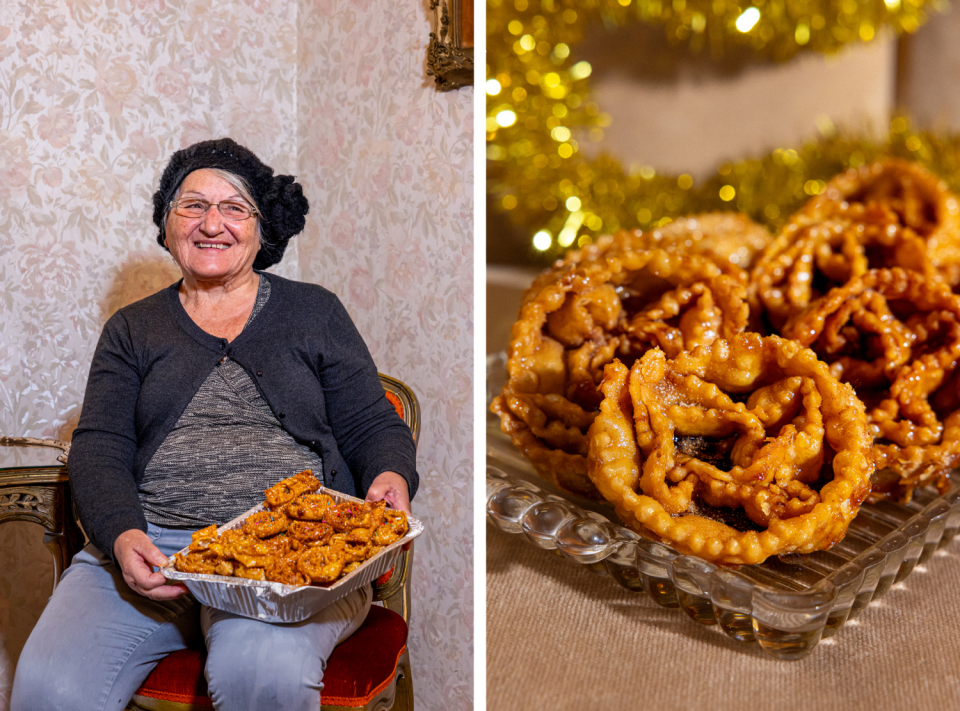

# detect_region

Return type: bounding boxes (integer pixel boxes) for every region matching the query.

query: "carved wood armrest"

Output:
[0,439,83,587]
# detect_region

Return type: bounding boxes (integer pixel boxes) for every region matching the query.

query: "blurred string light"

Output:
[736,7,762,32]
[486,0,944,264]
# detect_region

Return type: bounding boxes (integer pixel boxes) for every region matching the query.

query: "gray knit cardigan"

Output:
[69,274,419,559]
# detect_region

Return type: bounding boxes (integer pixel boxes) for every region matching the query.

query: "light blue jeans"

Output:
[11,523,372,711]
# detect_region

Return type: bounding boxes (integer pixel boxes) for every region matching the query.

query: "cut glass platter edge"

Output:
[485,352,960,661]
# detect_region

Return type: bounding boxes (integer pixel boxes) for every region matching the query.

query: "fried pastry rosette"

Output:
[800,160,960,284]
[587,333,874,566]
[264,470,322,508]
[625,212,772,269]
[750,197,938,332]
[492,239,749,498]
[550,214,770,273]
[782,268,960,500]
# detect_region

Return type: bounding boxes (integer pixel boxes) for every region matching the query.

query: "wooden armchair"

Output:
[0,373,420,711]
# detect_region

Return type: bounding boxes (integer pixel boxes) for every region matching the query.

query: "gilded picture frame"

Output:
[427,0,474,90]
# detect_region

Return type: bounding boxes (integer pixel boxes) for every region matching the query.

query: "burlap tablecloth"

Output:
[486,273,960,711]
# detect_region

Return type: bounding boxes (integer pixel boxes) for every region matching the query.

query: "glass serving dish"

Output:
[486,352,960,661]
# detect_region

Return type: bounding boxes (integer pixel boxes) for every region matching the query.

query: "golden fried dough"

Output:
[782,268,960,500]
[493,235,749,498]
[587,334,874,566]
[174,475,409,587]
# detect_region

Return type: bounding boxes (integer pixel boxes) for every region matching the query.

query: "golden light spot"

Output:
[558,143,574,158]
[554,43,570,58]
[906,136,922,151]
[558,210,584,247]
[677,174,693,190]
[543,72,561,88]
[795,23,810,45]
[736,7,761,33]
[503,195,518,210]
[507,20,523,35]
[570,61,592,80]
[487,145,506,160]
[719,185,736,201]
[551,126,571,142]
[520,34,536,51]
[496,110,517,127]
[532,230,552,250]
[486,79,502,95]
[565,196,581,211]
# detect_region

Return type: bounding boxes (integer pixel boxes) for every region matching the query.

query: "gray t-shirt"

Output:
[139,275,323,528]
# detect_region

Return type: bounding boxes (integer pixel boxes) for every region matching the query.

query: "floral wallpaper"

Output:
[0,1,474,709]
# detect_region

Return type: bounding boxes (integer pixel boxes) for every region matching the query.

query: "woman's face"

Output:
[164,169,260,284]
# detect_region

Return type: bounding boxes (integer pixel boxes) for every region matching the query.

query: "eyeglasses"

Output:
[171,199,258,221]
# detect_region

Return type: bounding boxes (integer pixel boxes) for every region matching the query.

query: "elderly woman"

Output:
[11,138,418,711]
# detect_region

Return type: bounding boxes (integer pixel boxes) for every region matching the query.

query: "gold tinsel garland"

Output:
[486,0,947,265]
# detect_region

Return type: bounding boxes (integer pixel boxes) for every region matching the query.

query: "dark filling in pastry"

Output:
[681,499,766,533]
[675,434,736,473]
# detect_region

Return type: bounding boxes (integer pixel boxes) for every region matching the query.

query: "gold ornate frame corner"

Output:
[427,0,474,91]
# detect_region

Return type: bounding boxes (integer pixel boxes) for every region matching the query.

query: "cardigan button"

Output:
[278,412,285,419]
[256,370,263,376]
[331,469,337,477]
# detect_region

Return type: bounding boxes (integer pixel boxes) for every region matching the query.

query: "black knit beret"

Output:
[152,138,309,270]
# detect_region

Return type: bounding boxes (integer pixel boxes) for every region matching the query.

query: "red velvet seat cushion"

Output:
[384,391,404,420]
[134,605,409,708]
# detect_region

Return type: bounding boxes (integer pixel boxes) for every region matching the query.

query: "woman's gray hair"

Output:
[160,168,264,245]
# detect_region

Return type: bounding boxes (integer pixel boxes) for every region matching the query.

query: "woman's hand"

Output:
[114,529,189,600]
[365,471,411,514]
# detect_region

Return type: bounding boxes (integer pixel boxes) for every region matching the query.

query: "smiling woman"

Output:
[163,169,265,340]
[10,138,420,711]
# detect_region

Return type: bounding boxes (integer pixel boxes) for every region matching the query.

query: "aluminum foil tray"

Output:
[486,352,960,661]
[162,488,423,623]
